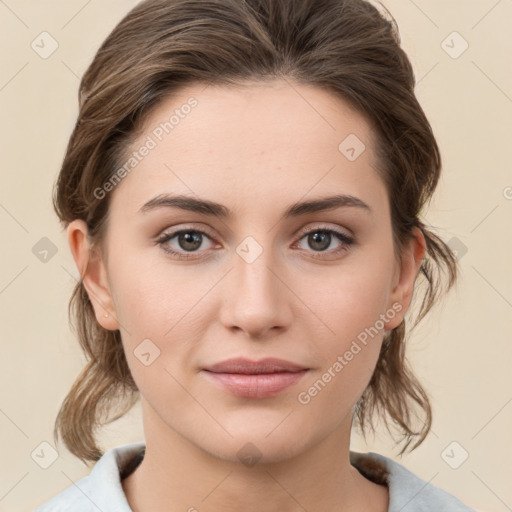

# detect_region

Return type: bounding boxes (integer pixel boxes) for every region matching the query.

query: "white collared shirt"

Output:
[34,441,477,511]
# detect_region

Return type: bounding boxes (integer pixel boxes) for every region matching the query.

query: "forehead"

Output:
[109,79,384,217]
[139,79,374,155]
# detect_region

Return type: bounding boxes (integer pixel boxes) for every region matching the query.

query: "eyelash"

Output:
[155,225,355,261]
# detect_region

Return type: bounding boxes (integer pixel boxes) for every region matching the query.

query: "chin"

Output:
[212,439,306,466]
[190,422,313,466]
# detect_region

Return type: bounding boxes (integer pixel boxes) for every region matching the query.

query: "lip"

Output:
[202,357,309,399]
[203,357,309,374]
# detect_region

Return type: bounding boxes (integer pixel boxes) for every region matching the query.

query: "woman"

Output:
[35,0,476,510]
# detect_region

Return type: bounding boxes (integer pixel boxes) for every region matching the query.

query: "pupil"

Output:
[180,232,201,251]
[309,232,330,251]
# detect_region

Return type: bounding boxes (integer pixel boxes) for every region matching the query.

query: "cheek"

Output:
[298,250,394,394]
[296,276,388,417]
[107,255,217,383]
[108,247,210,334]
[304,253,394,343]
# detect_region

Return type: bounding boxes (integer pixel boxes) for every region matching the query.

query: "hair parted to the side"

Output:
[52,0,458,465]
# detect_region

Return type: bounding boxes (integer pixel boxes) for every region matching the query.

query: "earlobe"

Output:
[66,219,119,331]
[384,226,426,331]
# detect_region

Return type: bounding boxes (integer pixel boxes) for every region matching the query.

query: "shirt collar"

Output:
[84,441,474,512]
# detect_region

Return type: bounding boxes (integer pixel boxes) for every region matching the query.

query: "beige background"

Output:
[1,1,511,511]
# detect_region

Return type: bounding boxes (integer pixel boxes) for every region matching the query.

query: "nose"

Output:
[219,242,293,340]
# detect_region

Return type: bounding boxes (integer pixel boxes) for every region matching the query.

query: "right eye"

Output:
[156,228,217,260]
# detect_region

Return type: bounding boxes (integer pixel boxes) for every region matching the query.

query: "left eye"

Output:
[294,228,354,256]
[156,226,354,260]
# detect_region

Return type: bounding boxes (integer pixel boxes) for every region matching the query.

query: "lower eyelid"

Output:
[295,229,353,252]
[298,227,353,243]
[157,227,353,257]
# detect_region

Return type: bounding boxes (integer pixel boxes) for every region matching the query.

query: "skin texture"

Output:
[67,79,426,512]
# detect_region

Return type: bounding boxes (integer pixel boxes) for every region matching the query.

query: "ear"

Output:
[384,226,426,331]
[67,219,119,331]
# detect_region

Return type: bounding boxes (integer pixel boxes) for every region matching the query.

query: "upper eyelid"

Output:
[157,225,354,262]
[158,225,216,242]
[158,224,353,245]
[296,224,352,239]
[159,223,351,236]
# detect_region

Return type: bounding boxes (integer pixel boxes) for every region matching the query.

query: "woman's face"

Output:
[71,79,423,463]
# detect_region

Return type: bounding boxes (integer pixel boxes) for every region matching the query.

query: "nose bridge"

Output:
[220,233,291,336]
[234,234,280,301]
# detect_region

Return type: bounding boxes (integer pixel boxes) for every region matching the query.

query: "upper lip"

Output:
[203,357,309,374]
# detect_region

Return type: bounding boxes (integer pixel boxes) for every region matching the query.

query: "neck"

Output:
[122,399,388,512]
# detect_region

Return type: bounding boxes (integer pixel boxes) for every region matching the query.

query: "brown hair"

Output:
[52,0,458,464]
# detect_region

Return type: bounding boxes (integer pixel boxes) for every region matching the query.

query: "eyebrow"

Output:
[138,193,372,218]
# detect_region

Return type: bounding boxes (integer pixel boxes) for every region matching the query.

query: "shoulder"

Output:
[34,441,146,512]
[350,450,477,512]
[34,477,93,512]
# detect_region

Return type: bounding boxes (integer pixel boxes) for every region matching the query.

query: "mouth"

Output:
[201,357,309,398]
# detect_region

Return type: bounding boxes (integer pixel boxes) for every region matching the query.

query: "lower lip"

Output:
[202,370,308,398]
